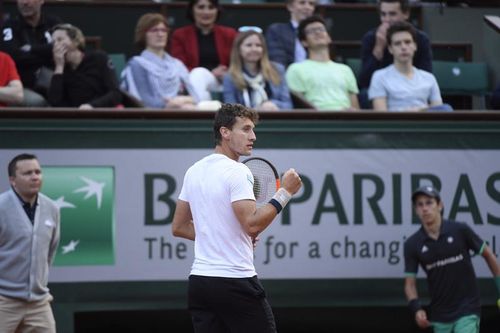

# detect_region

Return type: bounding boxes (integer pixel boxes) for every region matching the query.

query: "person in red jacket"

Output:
[170,0,236,101]
[0,51,23,106]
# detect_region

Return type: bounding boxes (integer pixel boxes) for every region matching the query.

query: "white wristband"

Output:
[272,188,292,209]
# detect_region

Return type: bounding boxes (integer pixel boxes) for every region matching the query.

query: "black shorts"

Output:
[188,275,277,333]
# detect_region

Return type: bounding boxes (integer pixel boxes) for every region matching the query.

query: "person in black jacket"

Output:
[265,0,316,69]
[0,0,62,106]
[491,83,500,110]
[48,23,121,108]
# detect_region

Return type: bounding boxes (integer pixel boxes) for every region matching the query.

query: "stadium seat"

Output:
[84,36,102,50]
[108,53,127,81]
[345,58,362,79]
[432,60,489,108]
[120,90,144,108]
[290,91,316,110]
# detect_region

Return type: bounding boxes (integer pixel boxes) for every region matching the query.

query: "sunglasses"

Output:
[238,26,263,34]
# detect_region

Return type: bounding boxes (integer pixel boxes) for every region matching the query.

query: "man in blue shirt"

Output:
[265,0,316,68]
[359,0,432,108]
[368,22,447,112]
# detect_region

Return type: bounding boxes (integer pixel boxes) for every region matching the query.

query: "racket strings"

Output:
[245,160,278,207]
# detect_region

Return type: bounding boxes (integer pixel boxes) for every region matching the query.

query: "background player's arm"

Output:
[482,246,500,276]
[405,276,431,329]
[172,200,195,241]
[481,245,500,309]
[404,276,418,301]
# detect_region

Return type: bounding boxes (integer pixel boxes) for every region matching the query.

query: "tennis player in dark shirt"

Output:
[404,186,499,333]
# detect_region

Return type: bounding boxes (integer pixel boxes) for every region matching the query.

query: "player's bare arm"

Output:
[172,200,195,241]
[233,168,302,238]
[482,245,500,310]
[405,276,431,329]
[482,246,500,276]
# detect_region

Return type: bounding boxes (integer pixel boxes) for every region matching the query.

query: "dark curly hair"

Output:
[213,103,259,145]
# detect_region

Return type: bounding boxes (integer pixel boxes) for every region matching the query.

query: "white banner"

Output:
[0,149,498,282]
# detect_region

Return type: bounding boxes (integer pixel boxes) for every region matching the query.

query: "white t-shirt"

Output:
[368,64,442,111]
[178,153,257,278]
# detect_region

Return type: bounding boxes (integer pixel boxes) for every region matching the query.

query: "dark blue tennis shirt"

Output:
[404,220,485,322]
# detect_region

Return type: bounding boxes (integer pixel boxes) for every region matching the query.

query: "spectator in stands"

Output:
[369,22,450,112]
[286,16,359,111]
[0,51,23,106]
[47,23,121,108]
[265,0,316,68]
[170,0,237,102]
[0,0,62,106]
[223,28,292,111]
[359,0,432,108]
[121,13,198,109]
[491,83,500,110]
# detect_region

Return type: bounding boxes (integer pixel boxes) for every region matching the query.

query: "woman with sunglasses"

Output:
[170,0,237,102]
[121,13,198,109]
[223,29,292,111]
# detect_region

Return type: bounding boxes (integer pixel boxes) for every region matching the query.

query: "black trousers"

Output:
[188,275,277,333]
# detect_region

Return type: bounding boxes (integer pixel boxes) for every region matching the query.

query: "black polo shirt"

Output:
[196,28,218,71]
[404,220,485,322]
[12,187,38,224]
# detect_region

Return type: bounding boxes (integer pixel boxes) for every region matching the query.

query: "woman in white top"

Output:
[121,13,198,109]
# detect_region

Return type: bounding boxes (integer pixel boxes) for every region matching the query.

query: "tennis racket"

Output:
[243,157,280,208]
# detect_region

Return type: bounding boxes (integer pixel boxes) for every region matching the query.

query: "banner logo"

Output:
[43,167,115,266]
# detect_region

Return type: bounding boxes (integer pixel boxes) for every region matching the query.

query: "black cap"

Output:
[412,186,441,203]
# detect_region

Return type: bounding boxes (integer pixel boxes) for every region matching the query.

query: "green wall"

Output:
[1,110,500,332]
[421,6,500,107]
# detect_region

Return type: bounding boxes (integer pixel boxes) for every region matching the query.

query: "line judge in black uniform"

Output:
[404,186,500,333]
[47,23,121,109]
